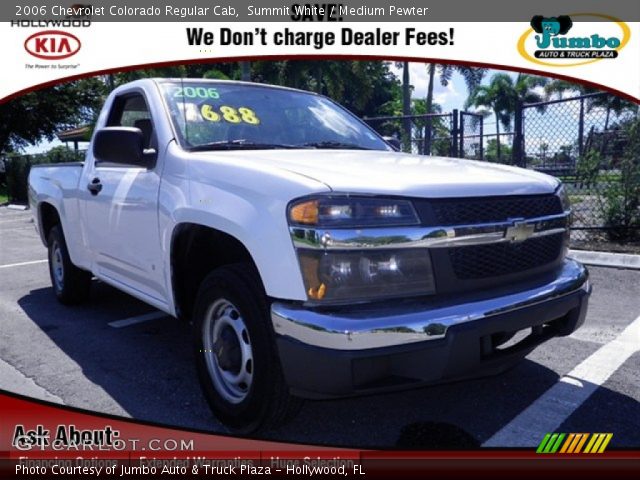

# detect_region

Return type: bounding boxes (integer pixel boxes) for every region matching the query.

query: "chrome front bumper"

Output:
[271,258,590,351]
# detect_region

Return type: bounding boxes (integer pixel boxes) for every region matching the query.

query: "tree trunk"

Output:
[240,62,251,81]
[315,63,323,94]
[402,62,411,152]
[424,64,436,155]
[511,100,521,166]
[425,64,435,113]
[495,111,501,161]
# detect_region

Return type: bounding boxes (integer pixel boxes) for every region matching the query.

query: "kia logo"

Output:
[24,30,81,60]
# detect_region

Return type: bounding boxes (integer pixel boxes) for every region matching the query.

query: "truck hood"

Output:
[199,149,560,198]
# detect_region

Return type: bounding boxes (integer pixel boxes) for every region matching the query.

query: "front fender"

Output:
[158,145,330,306]
[166,205,306,302]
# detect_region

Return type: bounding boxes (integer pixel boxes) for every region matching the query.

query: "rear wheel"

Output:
[47,225,91,305]
[193,263,302,432]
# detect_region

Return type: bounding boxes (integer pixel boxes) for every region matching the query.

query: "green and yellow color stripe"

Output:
[536,433,613,454]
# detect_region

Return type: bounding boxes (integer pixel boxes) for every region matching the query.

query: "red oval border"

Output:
[23,30,82,60]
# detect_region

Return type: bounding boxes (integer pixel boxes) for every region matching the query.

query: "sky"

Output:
[389,62,470,113]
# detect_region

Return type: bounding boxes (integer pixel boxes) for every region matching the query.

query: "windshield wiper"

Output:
[188,139,302,151]
[300,141,374,150]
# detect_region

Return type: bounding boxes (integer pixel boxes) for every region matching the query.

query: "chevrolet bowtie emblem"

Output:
[505,220,535,243]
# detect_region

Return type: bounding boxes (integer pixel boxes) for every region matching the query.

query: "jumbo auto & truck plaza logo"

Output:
[518,14,630,67]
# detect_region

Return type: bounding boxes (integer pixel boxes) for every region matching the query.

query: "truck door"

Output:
[81,92,168,307]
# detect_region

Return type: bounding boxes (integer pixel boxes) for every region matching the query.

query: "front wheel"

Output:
[47,225,91,305]
[193,264,302,433]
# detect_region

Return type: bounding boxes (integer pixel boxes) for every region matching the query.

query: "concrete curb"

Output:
[568,249,640,270]
[6,204,28,211]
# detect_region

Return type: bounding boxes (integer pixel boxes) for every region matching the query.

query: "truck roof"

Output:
[150,78,318,96]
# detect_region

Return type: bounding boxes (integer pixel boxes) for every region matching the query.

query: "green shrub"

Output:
[576,149,601,188]
[5,155,32,203]
[600,119,640,241]
[0,182,7,205]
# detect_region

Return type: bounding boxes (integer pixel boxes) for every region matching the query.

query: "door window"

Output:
[106,93,155,150]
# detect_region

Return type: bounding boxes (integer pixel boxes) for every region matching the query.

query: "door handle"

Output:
[87,177,102,196]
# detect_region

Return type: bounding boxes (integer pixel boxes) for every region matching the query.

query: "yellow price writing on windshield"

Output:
[200,104,220,122]
[200,105,260,125]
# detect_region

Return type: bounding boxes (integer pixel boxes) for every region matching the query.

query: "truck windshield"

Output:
[159,81,391,151]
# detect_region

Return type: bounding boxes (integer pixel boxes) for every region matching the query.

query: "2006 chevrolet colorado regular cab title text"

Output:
[28,79,591,432]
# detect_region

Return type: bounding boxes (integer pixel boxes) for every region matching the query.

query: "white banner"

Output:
[3,20,639,100]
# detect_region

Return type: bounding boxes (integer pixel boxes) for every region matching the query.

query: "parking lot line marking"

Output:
[0,259,47,269]
[483,314,640,447]
[0,218,33,225]
[108,311,167,328]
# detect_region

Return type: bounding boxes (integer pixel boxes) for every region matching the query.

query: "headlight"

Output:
[288,195,434,303]
[289,195,419,228]
[556,184,571,212]
[297,249,435,302]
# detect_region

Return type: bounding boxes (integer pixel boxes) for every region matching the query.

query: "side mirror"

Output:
[93,127,151,167]
[383,136,401,151]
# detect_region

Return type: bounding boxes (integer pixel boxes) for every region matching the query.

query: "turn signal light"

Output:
[308,283,326,300]
[290,200,319,225]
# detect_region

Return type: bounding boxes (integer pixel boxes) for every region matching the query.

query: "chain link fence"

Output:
[517,93,639,245]
[459,111,484,160]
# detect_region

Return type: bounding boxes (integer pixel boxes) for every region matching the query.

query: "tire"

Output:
[47,225,91,305]
[193,263,302,433]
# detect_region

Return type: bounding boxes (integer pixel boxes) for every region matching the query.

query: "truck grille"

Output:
[448,233,565,280]
[430,194,563,225]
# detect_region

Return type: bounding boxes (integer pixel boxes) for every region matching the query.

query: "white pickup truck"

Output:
[29,78,590,432]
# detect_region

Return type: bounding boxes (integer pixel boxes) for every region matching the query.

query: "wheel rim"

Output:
[51,241,64,291]
[202,299,253,404]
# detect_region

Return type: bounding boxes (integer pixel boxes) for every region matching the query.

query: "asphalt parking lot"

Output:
[1,206,639,449]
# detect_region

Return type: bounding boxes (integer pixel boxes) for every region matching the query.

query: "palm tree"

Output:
[466,73,547,163]
[591,94,638,130]
[544,79,585,99]
[413,100,454,155]
[512,73,548,105]
[423,65,486,154]
[540,142,549,165]
[393,62,412,151]
[425,65,487,115]
[465,73,513,161]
